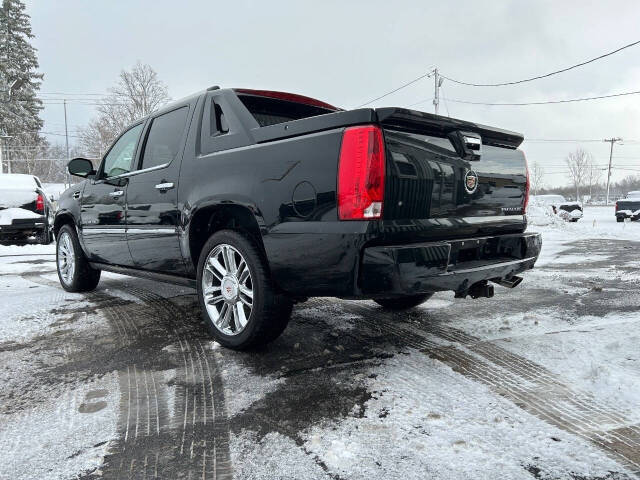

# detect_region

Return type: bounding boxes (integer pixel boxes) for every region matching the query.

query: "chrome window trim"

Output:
[94,162,170,184]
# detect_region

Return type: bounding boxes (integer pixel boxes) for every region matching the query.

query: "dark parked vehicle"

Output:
[615,193,640,222]
[0,173,54,244]
[55,87,541,349]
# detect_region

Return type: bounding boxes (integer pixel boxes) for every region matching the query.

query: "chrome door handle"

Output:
[109,190,124,198]
[155,182,174,191]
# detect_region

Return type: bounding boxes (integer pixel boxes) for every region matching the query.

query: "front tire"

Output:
[197,229,292,350]
[56,225,101,292]
[374,293,433,310]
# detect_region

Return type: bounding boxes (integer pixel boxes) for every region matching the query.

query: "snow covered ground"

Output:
[0,206,639,479]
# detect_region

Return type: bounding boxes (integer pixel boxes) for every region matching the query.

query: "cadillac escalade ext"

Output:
[55,87,542,349]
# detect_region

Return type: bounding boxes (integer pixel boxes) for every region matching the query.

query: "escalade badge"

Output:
[464,170,479,194]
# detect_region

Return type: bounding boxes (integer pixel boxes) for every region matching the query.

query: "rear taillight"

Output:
[615,202,619,211]
[36,193,45,213]
[523,156,530,213]
[337,125,385,220]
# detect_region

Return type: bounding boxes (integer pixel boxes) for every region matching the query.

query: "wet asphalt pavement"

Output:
[1,233,640,479]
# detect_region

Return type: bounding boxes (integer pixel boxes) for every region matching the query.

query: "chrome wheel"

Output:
[202,243,253,336]
[57,231,75,285]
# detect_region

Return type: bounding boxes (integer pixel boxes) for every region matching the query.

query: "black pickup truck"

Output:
[615,194,640,222]
[55,87,541,349]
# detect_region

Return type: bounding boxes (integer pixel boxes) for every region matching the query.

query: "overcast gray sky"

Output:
[25,0,640,187]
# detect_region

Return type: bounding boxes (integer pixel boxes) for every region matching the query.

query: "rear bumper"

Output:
[616,210,640,220]
[359,232,541,297]
[0,216,47,239]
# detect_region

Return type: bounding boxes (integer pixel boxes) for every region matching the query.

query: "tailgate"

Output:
[376,108,527,241]
[0,187,39,213]
[618,200,640,211]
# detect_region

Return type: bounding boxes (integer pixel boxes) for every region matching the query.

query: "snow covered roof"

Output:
[0,174,38,189]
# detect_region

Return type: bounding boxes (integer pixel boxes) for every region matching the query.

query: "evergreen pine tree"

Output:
[0,0,44,173]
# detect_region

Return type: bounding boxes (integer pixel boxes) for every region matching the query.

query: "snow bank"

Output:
[0,243,55,257]
[527,204,562,227]
[529,205,640,243]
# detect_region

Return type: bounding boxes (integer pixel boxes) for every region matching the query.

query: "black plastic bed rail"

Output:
[375,107,524,149]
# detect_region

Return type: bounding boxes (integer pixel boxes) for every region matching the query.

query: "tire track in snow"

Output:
[338,300,640,474]
[20,271,232,479]
[95,285,232,480]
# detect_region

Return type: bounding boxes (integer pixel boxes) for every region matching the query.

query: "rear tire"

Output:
[37,227,52,244]
[374,293,433,310]
[56,224,101,292]
[197,229,292,350]
[616,217,624,223]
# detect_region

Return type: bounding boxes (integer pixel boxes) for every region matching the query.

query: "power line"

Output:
[355,67,435,108]
[39,91,148,98]
[39,92,107,96]
[524,138,640,144]
[440,89,640,106]
[525,138,610,143]
[441,39,640,87]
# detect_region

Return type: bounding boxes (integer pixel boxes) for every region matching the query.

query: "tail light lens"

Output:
[523,155,530,214]
[615,202,619,211]
[36,193,45,213]
[337,125,385,220]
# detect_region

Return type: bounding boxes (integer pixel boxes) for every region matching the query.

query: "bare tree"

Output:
[530,161,545,195]
[565,148,591,202]
[78,62,170,157]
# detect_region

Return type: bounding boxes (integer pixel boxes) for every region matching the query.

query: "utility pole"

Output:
[604,137,622,205]
[64,99,70,187]
[0,135,4,175]
[0,132,12,174]
[433,68,444,116]
[433,68,439,115]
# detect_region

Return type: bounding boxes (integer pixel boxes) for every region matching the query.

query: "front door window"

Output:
[101,123,143,178]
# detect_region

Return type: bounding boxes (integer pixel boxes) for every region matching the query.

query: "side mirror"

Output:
[68,158,96,178]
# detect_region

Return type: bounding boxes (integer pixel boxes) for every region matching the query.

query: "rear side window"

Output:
[140,107,189,170]
[238,95,334,127]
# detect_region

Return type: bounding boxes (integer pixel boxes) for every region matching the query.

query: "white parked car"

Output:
[0,174,55,244]
[530,195,583,222]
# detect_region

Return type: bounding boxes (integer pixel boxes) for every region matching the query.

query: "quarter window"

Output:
[140,107,189,170]
[102,123,143,178]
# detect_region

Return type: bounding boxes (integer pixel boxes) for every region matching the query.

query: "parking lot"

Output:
[1,206,639,480]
